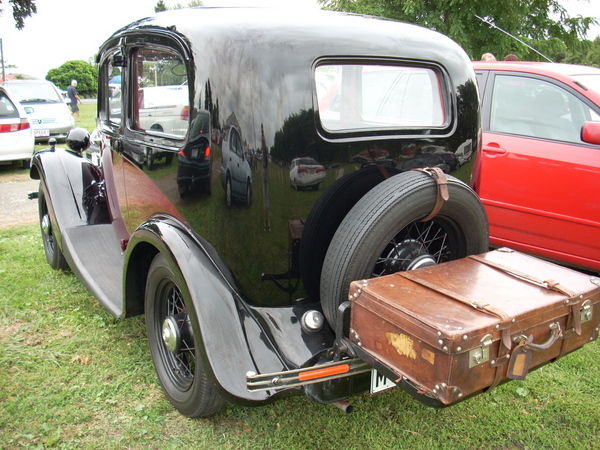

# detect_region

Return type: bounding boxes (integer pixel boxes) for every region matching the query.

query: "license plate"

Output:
[370,369,396,394]
[34,129,50,137]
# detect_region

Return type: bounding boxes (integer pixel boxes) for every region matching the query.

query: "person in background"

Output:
[504,54,519,61]
[67,79,82,121]
[481,53,497,61]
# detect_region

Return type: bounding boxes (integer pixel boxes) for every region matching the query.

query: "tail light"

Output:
[204,145,211,158]
[0,119,31,133]
[316,167,325,173]
[180,105,190,121]
[297,167,308,173]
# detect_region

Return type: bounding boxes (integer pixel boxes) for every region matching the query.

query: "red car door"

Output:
[474,70,600,271]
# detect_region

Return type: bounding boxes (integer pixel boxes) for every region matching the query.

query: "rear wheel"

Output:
[38,184,68,270]
[299,165,398,302]
[320,171,488,325]
[145,253,225,417]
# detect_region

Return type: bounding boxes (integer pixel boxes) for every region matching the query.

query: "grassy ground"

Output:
[2,103,599,449]
[0,223,599,449]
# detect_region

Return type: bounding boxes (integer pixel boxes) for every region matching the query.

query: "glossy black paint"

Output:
[34,7,480,409]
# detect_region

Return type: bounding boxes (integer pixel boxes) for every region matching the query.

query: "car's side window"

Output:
[106,57,122,125]
[490,74,599,143]
[130,48,189,138]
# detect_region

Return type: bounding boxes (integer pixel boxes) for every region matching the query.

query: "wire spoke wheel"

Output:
[145,253,224,417]
[373,220,452,276]
[321,171,489,325]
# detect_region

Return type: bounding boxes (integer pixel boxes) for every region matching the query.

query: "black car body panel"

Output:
[31,8,482,414]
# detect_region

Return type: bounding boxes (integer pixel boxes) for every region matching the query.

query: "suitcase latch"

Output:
[469,333,493,368]
[580,300,593,324]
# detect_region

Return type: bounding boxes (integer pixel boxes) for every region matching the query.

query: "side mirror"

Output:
[581,121,600,145]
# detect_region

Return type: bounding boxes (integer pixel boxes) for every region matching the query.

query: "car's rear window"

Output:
[0,93,19,119]
[315,63,446,133]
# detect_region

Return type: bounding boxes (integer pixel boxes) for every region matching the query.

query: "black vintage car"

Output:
[30,8,488,417]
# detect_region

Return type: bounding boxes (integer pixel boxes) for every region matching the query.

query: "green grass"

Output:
[2,101,599,448]
[1,223,599,449]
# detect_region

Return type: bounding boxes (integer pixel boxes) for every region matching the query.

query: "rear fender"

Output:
[124,217,284,404]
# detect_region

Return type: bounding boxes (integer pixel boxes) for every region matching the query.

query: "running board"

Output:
[246,358,371,392]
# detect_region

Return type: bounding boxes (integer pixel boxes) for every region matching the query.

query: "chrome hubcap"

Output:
[41,214,51,236]
[162,316,181,353]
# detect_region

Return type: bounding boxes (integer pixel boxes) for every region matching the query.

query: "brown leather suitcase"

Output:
[348,248,600,405]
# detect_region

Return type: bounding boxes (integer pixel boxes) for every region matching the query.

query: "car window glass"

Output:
[0,93,19,118]
[490,74,599,143]
[106,59,122,125]
[7,83,62,103]
[315,64,445,132]
[131,48,189,138]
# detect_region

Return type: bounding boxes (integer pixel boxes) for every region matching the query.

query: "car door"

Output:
[475,70,600,271]
[98,41,190,238]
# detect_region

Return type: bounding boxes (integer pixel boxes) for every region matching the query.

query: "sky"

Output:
[0,0,598,80]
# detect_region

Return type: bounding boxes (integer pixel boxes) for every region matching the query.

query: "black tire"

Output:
[244,179,252,207]
[320,171,489,325]
[38,184,68,271]
[225,175,232,207]
[299,165,398,302]
[145,253,225,417]
[146,149,154,171]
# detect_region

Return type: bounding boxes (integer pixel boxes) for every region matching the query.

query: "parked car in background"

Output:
[0,85,34,168]
[289,157,326,190]
[2,79,74,142]
[472,62,600,272]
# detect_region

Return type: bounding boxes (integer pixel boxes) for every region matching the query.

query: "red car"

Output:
[471,62,600,272]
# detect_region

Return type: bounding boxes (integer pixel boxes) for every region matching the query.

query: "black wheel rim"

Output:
[155,280,196,391]
[372,218,462,277]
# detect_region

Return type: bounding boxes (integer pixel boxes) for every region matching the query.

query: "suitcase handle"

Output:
[513,322,562,351]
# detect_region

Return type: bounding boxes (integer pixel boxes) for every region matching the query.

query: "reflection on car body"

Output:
[30,8,487,417]
[289,157,326,190]
[472,61,600,272]
[220,117,252,206]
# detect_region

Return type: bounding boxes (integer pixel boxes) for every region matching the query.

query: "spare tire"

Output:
[299,165,398,302]
[320,170,489,325]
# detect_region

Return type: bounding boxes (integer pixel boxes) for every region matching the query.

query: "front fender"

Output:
[124,217,285,404]
[30,148,97,249]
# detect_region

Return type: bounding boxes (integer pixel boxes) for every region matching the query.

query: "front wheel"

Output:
[145,253,225,417]
[320,171,489,325]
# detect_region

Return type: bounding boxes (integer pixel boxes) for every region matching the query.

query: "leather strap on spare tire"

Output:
[413,167,449,222]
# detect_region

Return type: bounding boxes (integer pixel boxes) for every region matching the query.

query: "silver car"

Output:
[3,80,74,142]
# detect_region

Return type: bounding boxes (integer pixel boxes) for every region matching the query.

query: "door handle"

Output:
[482,144,507,155]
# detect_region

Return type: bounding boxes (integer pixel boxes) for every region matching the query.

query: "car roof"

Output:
[3,79,56,85]
[102,7,472,77]
[472,61,600,77]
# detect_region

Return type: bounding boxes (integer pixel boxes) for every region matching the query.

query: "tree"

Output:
[0,0,37,29]
[46,61,98,98]
[155,0,203,12]
[318,0,598,62]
